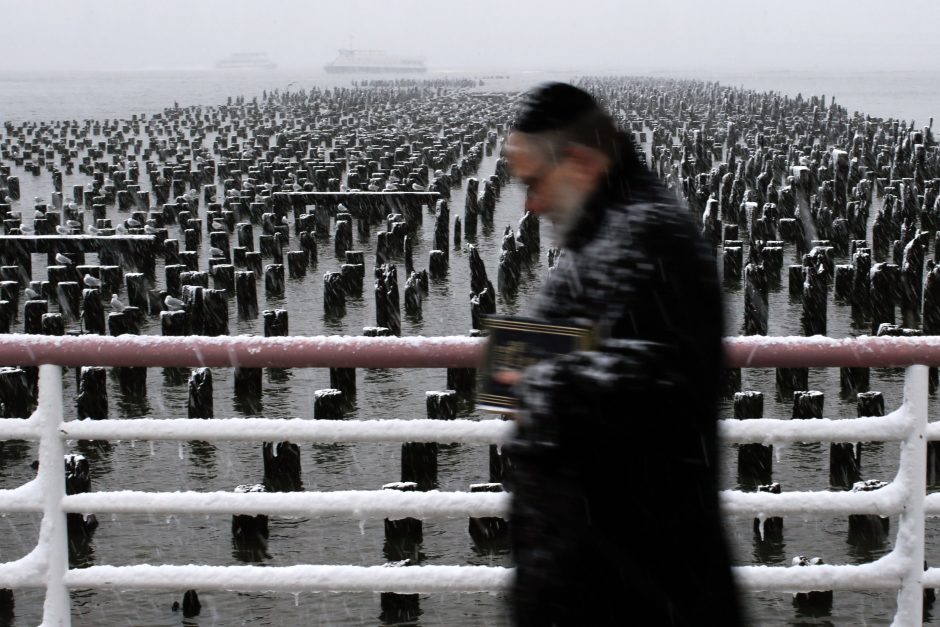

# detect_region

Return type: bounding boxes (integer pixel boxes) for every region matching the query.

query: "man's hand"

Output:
[492,370,523,386]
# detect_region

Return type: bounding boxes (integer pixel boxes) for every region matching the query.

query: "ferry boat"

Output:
[324,49,426,74]
[215,53,277,70]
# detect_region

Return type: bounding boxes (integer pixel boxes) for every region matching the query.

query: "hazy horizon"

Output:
[2,0,939,74]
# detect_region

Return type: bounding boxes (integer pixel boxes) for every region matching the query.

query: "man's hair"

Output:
[512,82,619,161]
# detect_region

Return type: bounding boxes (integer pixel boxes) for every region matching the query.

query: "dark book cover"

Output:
[476,315,597,414]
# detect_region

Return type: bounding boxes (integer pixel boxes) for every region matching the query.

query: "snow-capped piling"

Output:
[231,484,269,559]
[468,482,509,550]
[752,482,783,544]
[64,454,98,538]
[791,556,833,614]
[382,481,423,560]
[847,480,889,545]
[792,391,824,419]
[313,388,344,420]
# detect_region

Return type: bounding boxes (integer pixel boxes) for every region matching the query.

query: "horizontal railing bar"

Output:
[62,489,509,518]
[4,334,940,368]
[56,486,909,519]
[63,564,511,593]
[721,482,907,517]
[0,551,46,588]
[733,555,905,591]
[0,417,40,439]
[921,493,940,516]
[0,334,484,368]
[60,418,512,443]
[725,335,940,367]
[0,481,41,513]
[719,410,909,444]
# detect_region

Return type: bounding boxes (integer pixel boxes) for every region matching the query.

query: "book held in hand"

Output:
[476,314,597,414]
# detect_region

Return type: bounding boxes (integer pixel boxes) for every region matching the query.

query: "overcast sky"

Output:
[0,0,938,73]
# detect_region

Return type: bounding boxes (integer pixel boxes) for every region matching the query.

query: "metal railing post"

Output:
[894,365,928,626]
[36,365,71,627]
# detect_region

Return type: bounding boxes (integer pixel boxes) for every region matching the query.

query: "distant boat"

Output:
[324,49,426,74]
[215,53,277,70]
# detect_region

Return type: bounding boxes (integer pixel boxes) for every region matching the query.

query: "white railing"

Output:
[0,335,938,626]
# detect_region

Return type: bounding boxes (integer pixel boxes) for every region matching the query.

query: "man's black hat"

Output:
[513,82,603,134]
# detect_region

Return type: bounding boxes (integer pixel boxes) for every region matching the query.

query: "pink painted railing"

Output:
[2,334,940,626]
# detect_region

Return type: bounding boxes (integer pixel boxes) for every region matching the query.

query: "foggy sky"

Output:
[1,0,938,73]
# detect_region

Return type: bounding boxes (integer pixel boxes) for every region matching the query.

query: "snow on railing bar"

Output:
[2,338,940,625]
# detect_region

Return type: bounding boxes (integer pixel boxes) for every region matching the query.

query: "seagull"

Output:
[109,294,125,311]
[411,183,426,191]
[115,224,128,234]
[55,225,70,235]
[55,253,72,265]
[86,225,99,235]
[83,274,101,287]
[34,210,46,219]
[143,224,158,234]
[164,295,185,311]
[367,183,381,192]
[125,218,141,228]
[66,203,78,211]
[211,220,225,230]
[24,287,38,299]
[209,246,224,257]
[281,216,290,225]
[66,219,81,228]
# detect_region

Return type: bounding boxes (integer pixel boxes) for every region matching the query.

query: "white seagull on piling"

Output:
[55,225,70,235]
[209,247,225,257]
[66,220,81,228]
[86,225,99,235]
[125,218,141,228]
[164,295,185,311]
[143,225,158,235]
[115,224,128,234]
[24,288,38,300]
[411,183,426,191]
[83,274,101,287]
[55,253,72,265]
[109,294,125,311]
[211,220,225,230]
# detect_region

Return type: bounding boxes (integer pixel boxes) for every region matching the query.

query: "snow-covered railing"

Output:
[1,334,940,625]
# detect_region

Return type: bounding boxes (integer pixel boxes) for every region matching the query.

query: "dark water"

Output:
[0,70,938,625]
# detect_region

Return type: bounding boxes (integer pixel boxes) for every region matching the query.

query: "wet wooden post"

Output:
[847,480,889,545]
[323,271,346,317]
[870,262,897,335]
[751,482,783,547]
[744,262,768,335]
[262,441,302,492]
[77,367,107,421]
[791,556,833,614]
[735,391,771,487]
[468,482,509,551]
[264,263,284,297]
[314,388,344,419]
[235,270,258,319]
[0,367,30,418]
[231,483,269,559]
[792,391,823,422]
[375,263,401,335]
[64,454,98,538]
[188,367,213,419]
[382,481,423,560]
